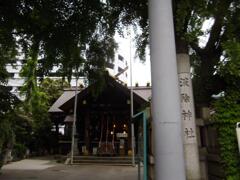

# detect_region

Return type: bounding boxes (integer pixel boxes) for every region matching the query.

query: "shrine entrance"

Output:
[79,111,130,156]
[59,75,148,157]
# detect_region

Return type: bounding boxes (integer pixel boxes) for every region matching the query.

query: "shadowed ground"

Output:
[0,158,140,180]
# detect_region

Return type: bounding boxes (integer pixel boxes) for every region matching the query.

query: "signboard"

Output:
[116,133,128,138]
[179,73,197,144]
[236,122,240,153]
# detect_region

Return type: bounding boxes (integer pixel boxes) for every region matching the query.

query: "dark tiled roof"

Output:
[64,115,74,122]
[130,87,151,102]
[48,90,79,113]
[49,76,152,113]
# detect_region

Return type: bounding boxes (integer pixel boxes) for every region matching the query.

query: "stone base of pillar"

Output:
[73,138,79,156]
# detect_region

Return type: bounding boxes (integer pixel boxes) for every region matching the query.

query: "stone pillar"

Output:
[73,137,79,155]
[149,0,186,179]
[177,54,201,179]
[71,116,79,156]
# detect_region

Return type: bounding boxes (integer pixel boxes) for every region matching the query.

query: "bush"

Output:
[0,150,3,169]
[12,143,27,160]
[213,91,240,179]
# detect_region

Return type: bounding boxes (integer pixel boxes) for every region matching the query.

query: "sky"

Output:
[114,18,214,87]
[115,30,151,86]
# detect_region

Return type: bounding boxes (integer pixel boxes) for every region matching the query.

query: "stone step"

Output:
[73,156,132,160]
[73,160,132,164]
[72,156,133,165]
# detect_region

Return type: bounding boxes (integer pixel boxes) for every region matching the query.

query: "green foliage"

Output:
[20,64,71,154]
[0,11,18,83]
[39,78,70,105]
[13,109,33,149]
[220,41,240,88]
[173,0,206,41]
[85,35,117,95]
[213,91,240,179]
[0,0,117,165]
[1,0,117,85]
[0,16,19,164]
[0,105,33,163]
[1,0,240,106]
[0,86,19,168]
[108,0,149,60]
[21,91,53,154]
[19,43,53,154]
[12,143,27,160]
[212,40,240,179]
[107,0,240,105]
[0,86,18,145]
[0,114,14,155]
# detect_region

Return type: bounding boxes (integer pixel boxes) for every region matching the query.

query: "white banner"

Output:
[236,122,240,153]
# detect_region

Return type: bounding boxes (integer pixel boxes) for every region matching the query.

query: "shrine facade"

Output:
[49,75,151,156]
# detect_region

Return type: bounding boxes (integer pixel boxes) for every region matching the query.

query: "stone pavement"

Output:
[0,158,140,180]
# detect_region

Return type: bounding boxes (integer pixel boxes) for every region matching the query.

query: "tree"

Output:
[105,1,240,178]
[0,5,19,163]
[0,0,121,166]
[1,0,240,171]
[0,0,18,83]
[39,78,70,105]
[19,74,71,154]
[0,86,19,168]
[0,0,117,86]
[107,0,240,105]
[20,57,54,154]
[3,1,239,103]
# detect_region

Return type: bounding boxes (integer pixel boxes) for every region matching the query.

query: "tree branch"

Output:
[205,1,231,51]
[190,42,203,56]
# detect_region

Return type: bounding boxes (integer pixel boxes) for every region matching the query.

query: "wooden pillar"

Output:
[112,113,116,151]
[127,114,132,155]
[84,111,90,155]
[55,122,60,154]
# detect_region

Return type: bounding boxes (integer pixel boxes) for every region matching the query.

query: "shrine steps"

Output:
[71,156,133,165]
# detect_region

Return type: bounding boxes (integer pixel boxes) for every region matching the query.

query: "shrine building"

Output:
[49,75,151,156]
